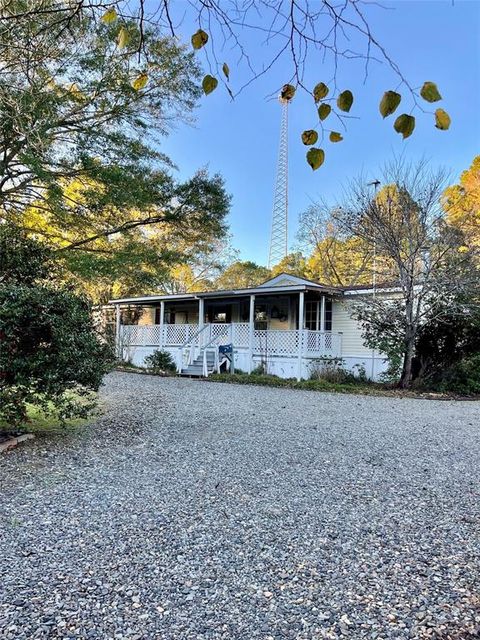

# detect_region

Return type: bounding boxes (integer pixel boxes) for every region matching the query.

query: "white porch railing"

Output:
[120,323,342,357]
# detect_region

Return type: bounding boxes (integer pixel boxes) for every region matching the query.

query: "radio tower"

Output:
[268,94,291,268]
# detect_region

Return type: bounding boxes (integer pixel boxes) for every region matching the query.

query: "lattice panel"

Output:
[164,324,198,346]
[304,331,341,356]
[210,323,231,345]
[254,330,299,356]
[232,323,249,347]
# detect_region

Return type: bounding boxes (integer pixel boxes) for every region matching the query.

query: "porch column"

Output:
[115,304,121,359]
[248,294,255,373]
[159,301,165,348]
[198,297,205,331]
[320,295,326,331]
[297,292,305,381]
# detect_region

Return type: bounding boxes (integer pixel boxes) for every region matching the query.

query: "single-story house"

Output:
[109,273,390,380]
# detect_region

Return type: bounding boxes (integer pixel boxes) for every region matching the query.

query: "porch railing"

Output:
[120,323,342,357]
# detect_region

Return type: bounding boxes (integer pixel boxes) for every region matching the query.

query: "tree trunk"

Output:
[399,334,415,388]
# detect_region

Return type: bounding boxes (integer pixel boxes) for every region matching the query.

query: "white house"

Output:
[110,273,389,380]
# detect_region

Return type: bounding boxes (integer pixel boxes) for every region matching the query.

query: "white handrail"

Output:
[176,324,212,372]
[203,347,219,377]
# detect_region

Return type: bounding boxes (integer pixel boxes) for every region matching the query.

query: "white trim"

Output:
[248,295,255,374]
[159,301,165,348]
[109,284,336,305]
[115,304,121,358]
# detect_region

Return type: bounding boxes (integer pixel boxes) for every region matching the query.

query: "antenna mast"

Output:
[268,95,291,268]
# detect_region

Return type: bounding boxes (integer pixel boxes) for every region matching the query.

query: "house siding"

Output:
[332,299,371,356]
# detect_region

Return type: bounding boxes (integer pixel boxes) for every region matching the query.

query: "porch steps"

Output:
[180,351,216,377]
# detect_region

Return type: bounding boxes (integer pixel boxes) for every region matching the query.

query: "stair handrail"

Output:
[202,324,234,374]
[203,347,219,377]
[176,324,211,372]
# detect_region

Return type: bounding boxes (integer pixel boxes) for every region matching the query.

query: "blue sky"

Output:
[159,1,480,266]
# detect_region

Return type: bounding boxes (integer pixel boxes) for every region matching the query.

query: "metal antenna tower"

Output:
[268,96,291,268]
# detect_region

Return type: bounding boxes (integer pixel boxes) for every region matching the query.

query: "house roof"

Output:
[108,273,397,305]
[108,273,340,305]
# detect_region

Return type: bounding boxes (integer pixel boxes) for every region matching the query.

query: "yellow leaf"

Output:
[435,108,451,131]
[318,103,331,121]
[313,82,329,102]
[337,90,353,112]
[306,148,325,170]
[379,91,401,118]
[301,130,318,146]
[202,75,218,95]
[132,73,148,91]
[393,114,416,139]
[117,26,129,49]
[329,132,343,143]
[222,63,230,80]
[191,29,208,50]
[280,84,296,101]
[101,8,117,24]
[420,81,442,103]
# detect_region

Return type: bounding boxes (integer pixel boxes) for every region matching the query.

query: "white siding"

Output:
[332,300,371,356]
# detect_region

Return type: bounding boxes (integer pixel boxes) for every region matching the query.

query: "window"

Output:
[325,298,333,331]
[305,301,318,330]
[255,305,268,330]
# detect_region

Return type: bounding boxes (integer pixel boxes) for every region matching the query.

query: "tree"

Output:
[214,261,271,290]
[0,3,211,232]
[22,172,230,302]
[443,156,480,252]
[1,1,451,170]
[271,252,307,278]
[0,225,113,430]
[297,205,376,286]
[332,160,477,388]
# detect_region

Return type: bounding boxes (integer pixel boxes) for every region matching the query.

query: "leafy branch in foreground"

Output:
[1,1,452,171]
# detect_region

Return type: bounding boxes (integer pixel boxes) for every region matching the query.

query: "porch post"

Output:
[248,294,255,373]
[159,301,165,348]
[198,297,204,331]
[320,295,326,331]
[297,291,305,381]
[115,304,121,359]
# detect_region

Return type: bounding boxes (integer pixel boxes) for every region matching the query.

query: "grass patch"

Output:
[0,395,98,437]
[207,372,475,400]
[208,372,379,395]
[22,404,90,436]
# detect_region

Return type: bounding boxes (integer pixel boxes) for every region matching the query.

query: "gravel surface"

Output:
[1,372,479,640]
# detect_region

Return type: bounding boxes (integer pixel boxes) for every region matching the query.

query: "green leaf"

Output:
[393,114,416,139]
[222,62,230,80]
[202,74,218,95]
[329,132,343,143]
[313,82,329,102]
[191,29,208,50]
[101,8,117,23]
[117,26,129,49]
[132,73,148,91]
[379,91,401,118]
[420,81,442,103]
[318,103,331,121]
[280,84,296,101]
[337,90,353,112]
[435,108,451,130]
[301,130,318,146]
[306,148,325,171]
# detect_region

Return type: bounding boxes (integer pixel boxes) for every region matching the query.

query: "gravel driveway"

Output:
[1,372,479,640]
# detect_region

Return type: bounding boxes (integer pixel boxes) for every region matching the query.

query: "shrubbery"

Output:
[144,349,177,374]
[432,354,480,396]
[0,225,113,432]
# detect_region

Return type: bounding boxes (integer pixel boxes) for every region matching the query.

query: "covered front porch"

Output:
[111,275,343,379]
